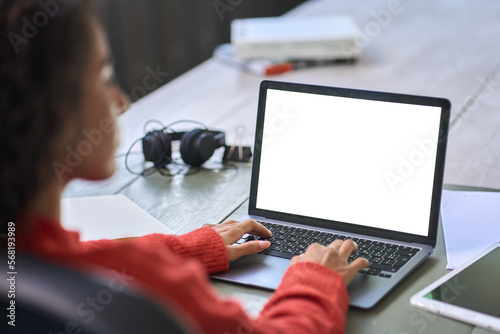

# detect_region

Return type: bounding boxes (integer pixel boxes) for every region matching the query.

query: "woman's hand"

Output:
[291,239,370,286]
[205,219,272,262]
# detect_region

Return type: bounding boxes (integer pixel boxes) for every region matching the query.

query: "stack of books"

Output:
[213,15,360,76]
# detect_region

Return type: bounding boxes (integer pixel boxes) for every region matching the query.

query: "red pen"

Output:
[265,62,293,75]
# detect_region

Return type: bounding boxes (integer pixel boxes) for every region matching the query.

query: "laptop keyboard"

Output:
[236,221,419,279]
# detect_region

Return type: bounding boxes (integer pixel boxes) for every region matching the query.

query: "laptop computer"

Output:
[212,80,451,309]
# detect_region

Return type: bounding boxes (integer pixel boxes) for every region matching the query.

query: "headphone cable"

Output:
[143,119,209,134]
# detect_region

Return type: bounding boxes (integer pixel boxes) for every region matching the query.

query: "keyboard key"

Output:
[296,244,307,251]
[386,253,398,260]
[318,239,330,246]
[274,233,287,240]
[380,259,396,266]
[264,250,294,259]
[372,251,387,258]
[369,263,400,273]
[358,249,372,256]
[367,269,381,276]
[270,244,284,251]
[393,257,410,267]
[324,236,336,244]
[379,273,392,278]
[396,249,417,257]
[298,237,310,244]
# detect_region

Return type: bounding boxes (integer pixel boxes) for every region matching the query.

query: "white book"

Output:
[231,15,360,60]
[61,195,174,241]
[213,43,355,76]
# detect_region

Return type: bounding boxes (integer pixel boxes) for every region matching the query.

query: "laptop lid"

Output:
[249,80,450,247]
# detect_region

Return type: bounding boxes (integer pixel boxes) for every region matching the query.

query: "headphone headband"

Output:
[168,131,186,141]
[167,129,225,148]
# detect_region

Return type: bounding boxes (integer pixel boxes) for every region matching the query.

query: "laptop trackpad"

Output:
[211,254,290,290]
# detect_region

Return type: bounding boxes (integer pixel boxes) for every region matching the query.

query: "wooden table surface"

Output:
[64,0,500,333]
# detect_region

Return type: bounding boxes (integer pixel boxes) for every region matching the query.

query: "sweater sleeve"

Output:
[51,221,348,333]
[178,260,349,334]
[152,258,349,334]
[78,244,349,334]
[82,227,229,274]
[36,224,348,334]
[256,262,349,334]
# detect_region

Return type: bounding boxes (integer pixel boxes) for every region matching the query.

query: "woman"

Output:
[0,1,369,333]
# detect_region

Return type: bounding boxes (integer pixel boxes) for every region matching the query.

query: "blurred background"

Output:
[99,0,307,101]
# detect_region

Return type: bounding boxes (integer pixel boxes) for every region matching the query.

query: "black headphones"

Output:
[142,128,226,167]
[124,120,252,176]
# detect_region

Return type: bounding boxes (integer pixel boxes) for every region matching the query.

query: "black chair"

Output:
[0,252,197,334]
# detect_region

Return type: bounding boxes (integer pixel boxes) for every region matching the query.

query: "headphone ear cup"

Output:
[142,130,173,167]
[180,129,216,167]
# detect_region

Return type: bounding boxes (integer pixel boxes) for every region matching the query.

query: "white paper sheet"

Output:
[441,190,500,269]
[61,195,173,241]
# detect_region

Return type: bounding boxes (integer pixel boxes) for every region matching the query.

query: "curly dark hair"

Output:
[0,0,96,233]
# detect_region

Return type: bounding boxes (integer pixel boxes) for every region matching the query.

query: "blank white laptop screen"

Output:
[256,89,443,236]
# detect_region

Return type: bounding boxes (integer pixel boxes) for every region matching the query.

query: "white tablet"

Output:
[410,242,500,332]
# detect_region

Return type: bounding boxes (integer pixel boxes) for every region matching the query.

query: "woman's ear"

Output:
[112,88,131,115]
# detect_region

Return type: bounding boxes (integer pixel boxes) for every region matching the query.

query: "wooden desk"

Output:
[64,0,500,333]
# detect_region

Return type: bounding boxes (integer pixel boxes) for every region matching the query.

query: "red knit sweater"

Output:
[19,217,349,333]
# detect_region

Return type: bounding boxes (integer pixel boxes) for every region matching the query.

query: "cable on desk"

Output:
[143,119,209,134]
[124,119,244,177]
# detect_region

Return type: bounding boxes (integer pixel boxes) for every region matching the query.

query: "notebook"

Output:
[211,80,451,309]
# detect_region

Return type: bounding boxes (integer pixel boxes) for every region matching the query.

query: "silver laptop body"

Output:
[212,80,450,309]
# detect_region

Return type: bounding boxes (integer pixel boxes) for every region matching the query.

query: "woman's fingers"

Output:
[350,257,370,271]
[208,219,272,254]
[292,239,370,286]
[238,219,273,238]
[226,240,271,262]
[336,239,359,258]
